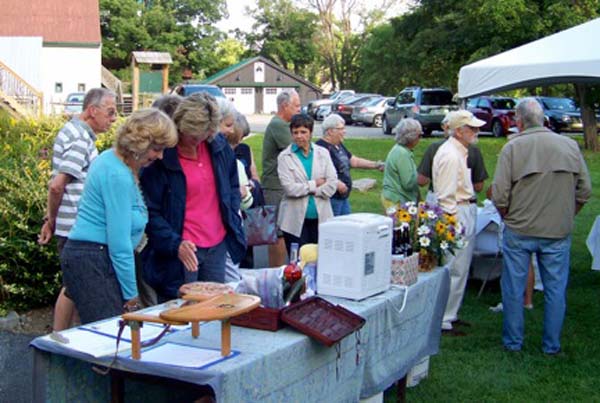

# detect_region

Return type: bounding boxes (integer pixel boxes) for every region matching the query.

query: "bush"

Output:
[0,114,119,311]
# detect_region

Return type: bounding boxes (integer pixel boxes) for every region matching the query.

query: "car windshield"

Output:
[364,97,385,107]
[542,98,577,111]
[491,98,516,110]
[421,91,453,106]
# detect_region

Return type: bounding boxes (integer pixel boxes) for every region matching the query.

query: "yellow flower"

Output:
[435,222,446,234]
[444,214,457,226]
[446,231,455,242]
[418,209,427,219]
[398,210,411,223]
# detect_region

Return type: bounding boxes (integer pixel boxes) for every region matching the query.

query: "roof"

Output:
[132,51,173,65]
[458,17,600,98]
[202,56,322,92]
[0,0,101,44]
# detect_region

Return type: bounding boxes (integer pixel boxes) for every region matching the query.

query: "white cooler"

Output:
[317,213,392,300]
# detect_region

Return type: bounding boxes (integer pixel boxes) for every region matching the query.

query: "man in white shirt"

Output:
[432,110,485,335]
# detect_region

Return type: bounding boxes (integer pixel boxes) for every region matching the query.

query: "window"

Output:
[78,83,86,92]
[55,83,63,93]
[466,98,478,109]
[398,91,415,104]
[241,88,253,95]
[224,88,236,95]
[266,88,277,95]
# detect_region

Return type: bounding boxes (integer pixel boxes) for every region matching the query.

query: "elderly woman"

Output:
[60,109,177,323]
[316,114,384,216]
[381,118,422,209]
[277,114,337,253]
[141,93,245,301]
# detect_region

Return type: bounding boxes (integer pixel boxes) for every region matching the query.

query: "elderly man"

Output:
[38,88,117,330]
[261,89,301,265]
[491,98,591,354]
[381,118,422,208]
[418,111,488,196]
[432,110,485,336]
[316,114,384,215]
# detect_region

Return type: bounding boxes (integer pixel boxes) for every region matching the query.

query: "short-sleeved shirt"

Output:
[418,139,488,191]
[51,117,98,237]
[292,143,318,219]
[315,139,353,200]
[261,115,291,191]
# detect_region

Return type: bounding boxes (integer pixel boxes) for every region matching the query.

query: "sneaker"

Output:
[524,304,534,310]
[489,302,503,312]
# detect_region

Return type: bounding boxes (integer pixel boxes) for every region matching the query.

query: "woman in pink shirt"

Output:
[140,93,246,301]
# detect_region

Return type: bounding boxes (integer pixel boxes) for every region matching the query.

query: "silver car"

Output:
[351,97,393,128]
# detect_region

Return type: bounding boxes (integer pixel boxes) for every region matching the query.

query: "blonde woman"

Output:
[60,109,177,323]
[141,93,246,301]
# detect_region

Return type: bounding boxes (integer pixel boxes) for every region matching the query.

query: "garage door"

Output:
[263,87,286,115]
[223,87,255,115]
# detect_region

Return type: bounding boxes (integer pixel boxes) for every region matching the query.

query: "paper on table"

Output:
[136,342,238,368]
[81,317,171,342]
[39,327,129,358]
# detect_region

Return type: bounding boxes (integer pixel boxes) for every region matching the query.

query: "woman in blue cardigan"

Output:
[60,109,177,324]
[140,93,246,301]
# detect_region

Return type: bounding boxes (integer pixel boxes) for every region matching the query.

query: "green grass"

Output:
[245,133,600,402]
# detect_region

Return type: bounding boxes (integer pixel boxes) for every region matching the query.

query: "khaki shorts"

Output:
[263,188,284,237]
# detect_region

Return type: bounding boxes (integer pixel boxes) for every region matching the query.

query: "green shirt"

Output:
[261,115,291,190]
[292,143,318,219]
[382,144,419,204]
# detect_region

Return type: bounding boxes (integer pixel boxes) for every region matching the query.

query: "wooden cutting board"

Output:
[159,294,261,323]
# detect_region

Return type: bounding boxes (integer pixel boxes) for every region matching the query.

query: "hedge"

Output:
[0,114,119,313]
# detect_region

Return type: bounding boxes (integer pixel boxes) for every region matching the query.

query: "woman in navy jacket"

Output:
[140,93,246,301]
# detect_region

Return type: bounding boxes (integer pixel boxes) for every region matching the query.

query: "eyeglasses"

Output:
[332,126,345,131]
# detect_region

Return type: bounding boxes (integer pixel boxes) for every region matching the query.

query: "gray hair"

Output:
[393,118,422,145]
[276,89,299,110]
[83,88,115,110]
[322,113,345,133]
[152,94,182,118]
[516,97,545,129]
[216,97,237,121]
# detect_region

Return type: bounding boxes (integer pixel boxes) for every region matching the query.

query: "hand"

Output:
[315,178,326,187]
[178,240,198,272]
[337,181,348,195]
[123,296,141,313]
[376,161,385,172]
[38,220,54,245]
[240,185,248,199]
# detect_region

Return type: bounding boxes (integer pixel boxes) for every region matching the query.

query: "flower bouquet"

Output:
[389,201,466,271]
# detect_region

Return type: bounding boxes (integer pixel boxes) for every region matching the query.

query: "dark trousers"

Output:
[282,218,319,259]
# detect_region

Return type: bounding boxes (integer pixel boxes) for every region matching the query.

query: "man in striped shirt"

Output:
[38,88,117,330]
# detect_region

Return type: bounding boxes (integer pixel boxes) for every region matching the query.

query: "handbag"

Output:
[242,205,278,246]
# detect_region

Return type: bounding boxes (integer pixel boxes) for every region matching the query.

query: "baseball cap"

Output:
[447,110,486,130]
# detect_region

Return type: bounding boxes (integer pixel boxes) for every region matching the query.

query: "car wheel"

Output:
[492,119,503,137]
[382,116,392,135]
[373,114,383,128]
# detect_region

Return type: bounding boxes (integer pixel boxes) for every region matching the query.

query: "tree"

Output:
[100,0,228,83]
[242,0,319,76]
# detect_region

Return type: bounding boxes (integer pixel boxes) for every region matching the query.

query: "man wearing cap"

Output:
[417,111,488,198]
[491,98,591,354]
[432,110,485,335]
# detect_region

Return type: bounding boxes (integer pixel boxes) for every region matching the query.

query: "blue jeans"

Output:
[330,197,351,216]
[501,227,571,354]
[183,240,227,284]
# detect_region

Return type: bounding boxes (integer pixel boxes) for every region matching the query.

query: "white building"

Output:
[0,0,101,115]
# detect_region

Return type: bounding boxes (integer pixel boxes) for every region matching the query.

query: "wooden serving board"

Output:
[160,294,261,323]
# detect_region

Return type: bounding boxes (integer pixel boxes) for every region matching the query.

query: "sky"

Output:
[216,0,256,34]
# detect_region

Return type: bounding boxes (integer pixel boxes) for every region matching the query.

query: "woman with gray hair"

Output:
[140,93,245,301]
[381,118,423,209]
[316,113,384,215]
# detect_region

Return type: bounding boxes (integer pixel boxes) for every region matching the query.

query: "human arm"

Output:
[249,148,260,182]
[350,155,384,171]
[38,173,72,244]
[468,146,488,193]
[278,151,314,198]
[417,144,435,187]
[237,159,253,210]
[574,151,592,215]
[314,150,338,199]
[490,145,512,218]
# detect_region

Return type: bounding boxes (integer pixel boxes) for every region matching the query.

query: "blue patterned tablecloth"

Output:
[31,268,449,402]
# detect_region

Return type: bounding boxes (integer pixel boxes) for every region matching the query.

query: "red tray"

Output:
[281,297,366,347]
[231,305,286,331]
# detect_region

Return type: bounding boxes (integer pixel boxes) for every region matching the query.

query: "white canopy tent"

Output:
[458,17,600,98]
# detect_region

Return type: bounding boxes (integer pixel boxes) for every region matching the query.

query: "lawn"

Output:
[244,133,600,402]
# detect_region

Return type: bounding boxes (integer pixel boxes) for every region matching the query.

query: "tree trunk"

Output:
[575,84,599,151]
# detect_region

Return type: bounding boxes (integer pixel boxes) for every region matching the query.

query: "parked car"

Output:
[535,96,586,133]
[316,104,332,121]
[63,92,85,116]
[171,83,226,98]
[466,96,517,137]
[306,90,355,119]
[332,94,381,124]
[382,87,458,136]
[351,97,394,128]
